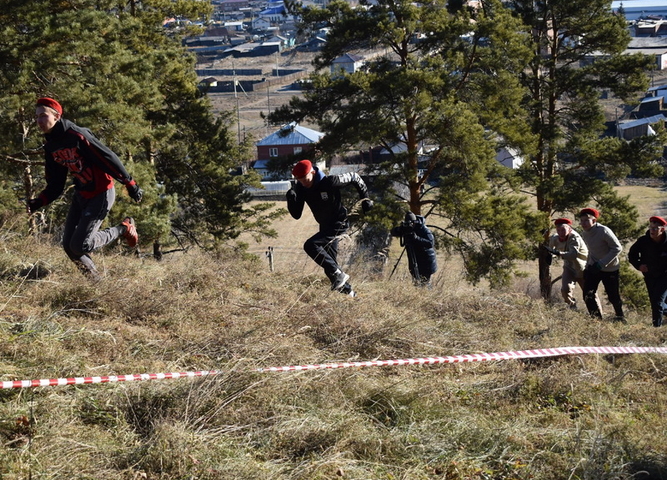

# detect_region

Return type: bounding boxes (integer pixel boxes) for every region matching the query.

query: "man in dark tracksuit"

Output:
[287,160,373,296]
[391,211,437,286]
[29,97,143,279]
[628,215,667,327]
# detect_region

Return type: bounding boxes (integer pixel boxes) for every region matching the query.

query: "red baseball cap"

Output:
[36,97,62,115]
[292,160,313,179]
[579,208,600,219]
[554,218,572,226]
[649,216,667,226]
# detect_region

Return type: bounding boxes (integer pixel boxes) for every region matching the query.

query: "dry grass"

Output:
[1,187,667,479]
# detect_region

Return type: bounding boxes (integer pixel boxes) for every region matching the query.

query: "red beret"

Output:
[649,216,667,226]
[579,208,600,219]
[554,218,572,226]
[36,97,62,115]
[292,159,313,179]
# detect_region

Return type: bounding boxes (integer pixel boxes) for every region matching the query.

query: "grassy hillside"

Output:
[1,187,667,479]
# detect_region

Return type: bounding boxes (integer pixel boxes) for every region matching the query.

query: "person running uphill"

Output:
[628,216,667,327]
[287,160,373,296]
[579,207,624,321]
[29,97,143,280]
[546,217,601,311]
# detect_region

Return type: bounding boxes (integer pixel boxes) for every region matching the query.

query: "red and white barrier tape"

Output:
[2,346,666,389]
[0,371,220,390]
[256,346,667,371]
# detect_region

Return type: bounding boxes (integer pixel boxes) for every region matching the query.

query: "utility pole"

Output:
[233,60,248,144]
[266,83,271,136]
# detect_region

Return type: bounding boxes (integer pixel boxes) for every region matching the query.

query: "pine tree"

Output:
[0,0,274,245]
[508,0,666,298]
[270,0,544,286]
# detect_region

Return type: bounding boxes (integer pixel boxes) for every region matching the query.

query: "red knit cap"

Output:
[554,218,572,226]
[36,97,62,115]
[579,208,600,219]
[649,216,667,226]
[292,160,313,179]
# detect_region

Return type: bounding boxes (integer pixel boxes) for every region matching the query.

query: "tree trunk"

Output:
[538,247,552,300]
[538,224,553,300]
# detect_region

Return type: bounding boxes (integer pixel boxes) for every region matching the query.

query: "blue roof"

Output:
[256,122,324,146]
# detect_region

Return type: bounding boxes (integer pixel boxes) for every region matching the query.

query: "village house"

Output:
[496,146,525,169]
[253,122,325,179]
[217,0,249,13]
[331,53,365,75]
[617,114,666,140]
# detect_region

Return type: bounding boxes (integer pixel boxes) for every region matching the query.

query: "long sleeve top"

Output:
[628,231,667,279]
[548,229,588,277]
[580,223,622,272]
[36,118,134,206]
[287,168,368,229]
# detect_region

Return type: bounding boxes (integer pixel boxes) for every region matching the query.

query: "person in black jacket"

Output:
[628,215,667,327]
[286,160,373,296]
[391,211,437,286]
[29,97,143,280]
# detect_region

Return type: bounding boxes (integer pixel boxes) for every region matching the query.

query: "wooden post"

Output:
[266,246,274,272]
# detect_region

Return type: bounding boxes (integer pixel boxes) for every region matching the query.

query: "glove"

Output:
[361,199,373,213]
[548,247,561,256]
[593,261,603,271]
[286,189,297,202]
[28,198,43,214]
[126,181,143,202]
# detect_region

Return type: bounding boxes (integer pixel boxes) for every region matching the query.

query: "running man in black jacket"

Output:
[628,215,667,327]
[287,160,373,296]
[29,97,143,279]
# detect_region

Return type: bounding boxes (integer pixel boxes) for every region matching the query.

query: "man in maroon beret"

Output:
[29,97,143,280]
[579,207,624,320]
[628,215,667,327]
[287,159,373,296]
[547,217,600,311]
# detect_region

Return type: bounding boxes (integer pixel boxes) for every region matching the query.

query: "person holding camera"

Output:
[391,211,437,287]
[286,160,373,296]
[29,97,143,280]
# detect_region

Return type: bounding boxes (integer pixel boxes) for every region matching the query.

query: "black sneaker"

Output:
[331,270,350,291]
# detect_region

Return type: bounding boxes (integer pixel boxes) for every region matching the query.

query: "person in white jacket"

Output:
[579,208,624,320]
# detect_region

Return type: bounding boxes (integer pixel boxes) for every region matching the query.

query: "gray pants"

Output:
[63,188,124,275]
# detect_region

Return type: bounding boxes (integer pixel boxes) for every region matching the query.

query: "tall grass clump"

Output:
[0,214,666,479]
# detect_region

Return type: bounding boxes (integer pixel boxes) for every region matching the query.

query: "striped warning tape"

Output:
[2,346,666,389]
[0,371,220,390]
[256,346,667,371]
